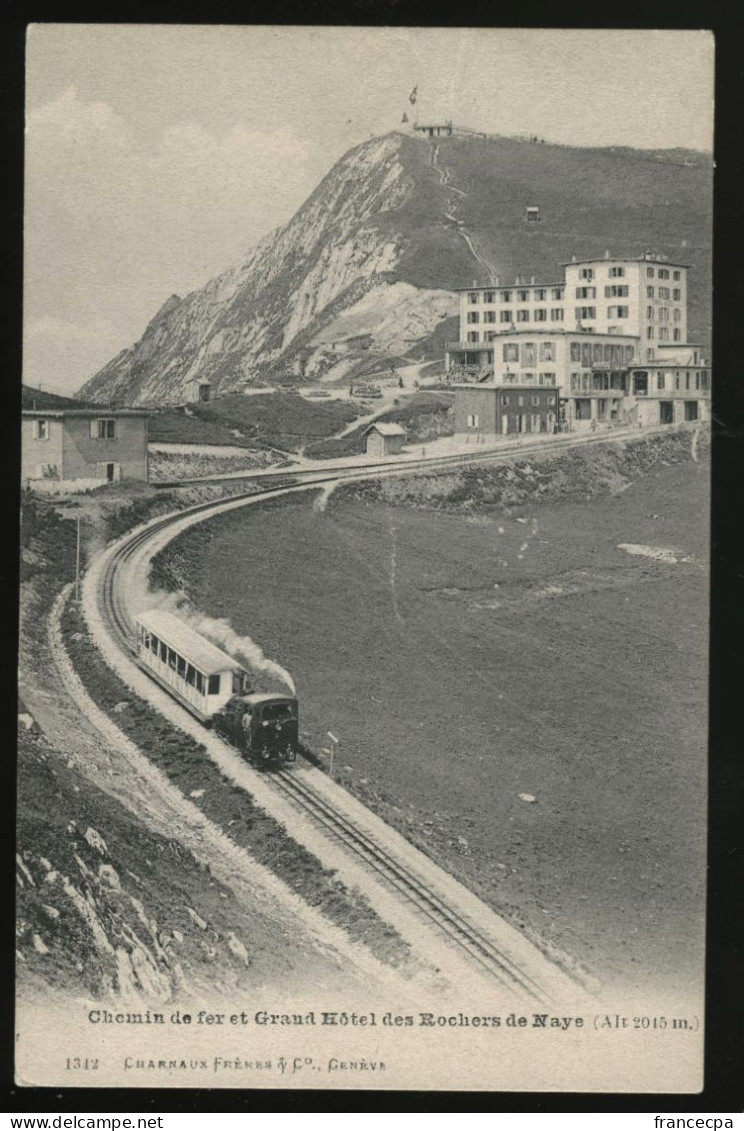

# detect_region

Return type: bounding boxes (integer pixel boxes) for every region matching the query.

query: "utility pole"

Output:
[74,514,81,603]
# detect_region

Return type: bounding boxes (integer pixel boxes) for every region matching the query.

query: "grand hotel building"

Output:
[446,252,709,430]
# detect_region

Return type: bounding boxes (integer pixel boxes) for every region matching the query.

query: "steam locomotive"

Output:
[134,608,297,768]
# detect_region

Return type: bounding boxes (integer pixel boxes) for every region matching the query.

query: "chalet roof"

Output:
[135,609,242,676]
[21,408,149,418]
[362,422,406,437]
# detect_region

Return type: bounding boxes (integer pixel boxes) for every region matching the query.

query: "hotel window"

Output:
[675,373,680,389]
[467,311,480,323]
[517,290,529,302]
[501,396,509,406]
[503,343,519,362]
[658,307,669,322]
[657,373,666,390]
[593,343,604,364]
[579,268,594,280]
[534,309,547,321]
[647,327,655,339]
[521,343,536,367]
[604,285,629,297]
[695,373,700,390]
[500,310,512,323]
[484,291,495,303]
[673,270,681,281]
[673,288,681,301]
[647,267,655,278]
[576,307,596,321]
[531,396,540,406]
[647,286,655,298]
[673,308,681,322]
[609,266,625,277]
[575,286,596,299]
[646,348,655,360]
[534,289,547,301]
[518,396,524,406]
[570,342,581,362]
[604,344,613,362]
[485,331,497,342]
[468,292,479,303]
[570,373,579,390]
[607,306,629,318]
[658,327,669,340]
[501,291,512,302]
[581,342,593,367]
[91,418,116,439]
[539,341,555,362]
[523,373,535,383]
[466,414,480,428]
[551,287,564,300]
[658,286,670,300]
[647,306,654,320]
[658,268,670,279]
[685,373,691,390]
[467,331,480,342]
[34,419,50,440]
[624,346,635,362]
[542,373,556,385]
[701,371,709,389]
[484,310,496,323]
[517,309,530,322]
[673,328,682,341]
[550,308,564,321]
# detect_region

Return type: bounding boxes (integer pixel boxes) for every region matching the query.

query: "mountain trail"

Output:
[430,141,495,282]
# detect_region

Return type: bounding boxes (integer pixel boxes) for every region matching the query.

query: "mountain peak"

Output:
[80,133,711,406]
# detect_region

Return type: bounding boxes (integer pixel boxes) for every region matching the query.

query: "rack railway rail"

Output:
[93,449,611,1002]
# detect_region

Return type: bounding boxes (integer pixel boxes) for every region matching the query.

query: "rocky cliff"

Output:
[80,131,712,406]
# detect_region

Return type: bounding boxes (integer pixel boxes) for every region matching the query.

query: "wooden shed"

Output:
[185,378,212,404]
[363,422,406,458]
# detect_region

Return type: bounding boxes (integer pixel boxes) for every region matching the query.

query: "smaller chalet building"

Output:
[454,384,559,436]
[185,378,212,404]
[363,422,406,457]
[22,408,149,491]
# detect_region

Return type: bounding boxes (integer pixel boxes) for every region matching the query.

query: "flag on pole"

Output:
[409,85,418,105]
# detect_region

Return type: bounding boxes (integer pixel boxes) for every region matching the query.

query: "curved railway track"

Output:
[94,455,599,1003]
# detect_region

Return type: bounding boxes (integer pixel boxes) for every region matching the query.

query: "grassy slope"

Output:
[149,394,361,452]
[154,431,709,994]
[416,135,712,341]
[303,390,454,459]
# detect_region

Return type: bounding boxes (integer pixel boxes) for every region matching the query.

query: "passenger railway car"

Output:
[134,609,297,768]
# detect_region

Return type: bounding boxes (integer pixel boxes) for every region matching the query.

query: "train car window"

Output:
[142,631,150,650]
[262,703,293,722]
[195,671,205,694]
[168,648,177,670]
[185,664,196,687]
[177,655,186,677]
[150,634,158,654]
[208,674,221,695]
[159,640,167,662]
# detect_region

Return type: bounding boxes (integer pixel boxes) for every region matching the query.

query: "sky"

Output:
[24,25,714,394]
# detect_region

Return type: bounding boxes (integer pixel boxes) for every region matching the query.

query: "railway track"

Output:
[272,769,552,1004]
[150,425,656,489]
[93,451,605,1002]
